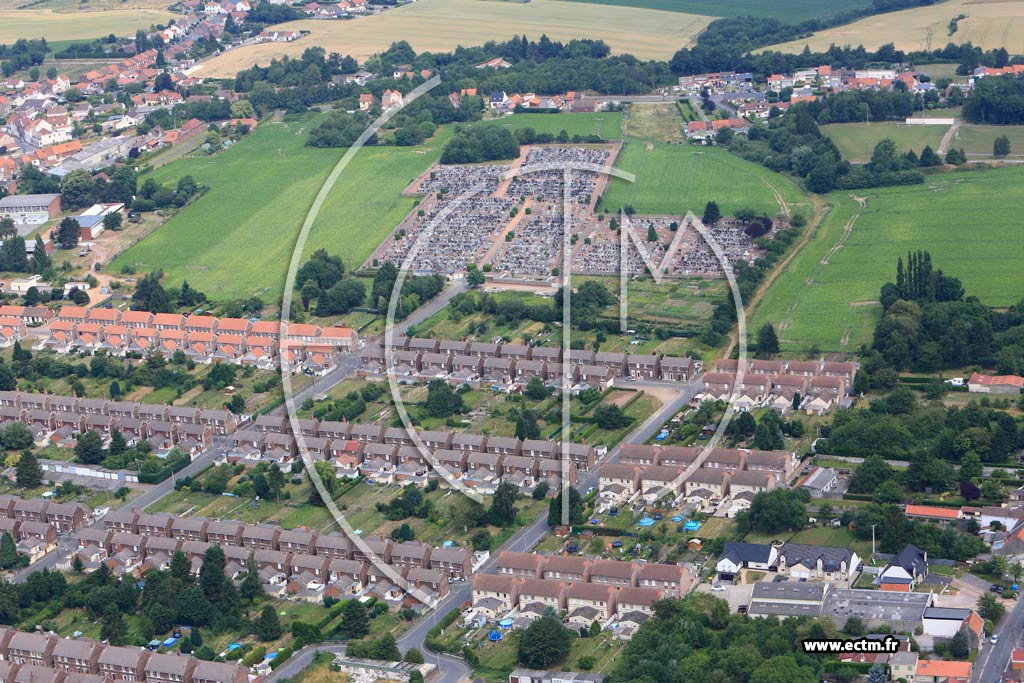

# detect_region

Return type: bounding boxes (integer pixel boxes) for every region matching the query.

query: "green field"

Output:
[821,121,949,163]
[554,0,869,21]
[751,167,1024,353]
[112,116,448,301]
[601,140,809,217]
[952,124,1024,159]
[473,111,624,140]
[918,63,968,82]
[0,7,176,42]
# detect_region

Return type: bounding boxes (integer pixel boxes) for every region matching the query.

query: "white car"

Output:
[711,584,726,592]
[991,634,999,644]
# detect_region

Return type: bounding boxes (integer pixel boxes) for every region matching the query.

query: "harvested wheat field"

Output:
[764,0,1024,54]
[0,8,176,42]
[197,0,710,77]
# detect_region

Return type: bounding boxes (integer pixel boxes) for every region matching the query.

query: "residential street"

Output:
[395,376,702,681]
[10,277,700,683]
[974,596,1024,683]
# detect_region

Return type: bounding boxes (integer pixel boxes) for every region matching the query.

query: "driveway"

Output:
[695,582,753,612]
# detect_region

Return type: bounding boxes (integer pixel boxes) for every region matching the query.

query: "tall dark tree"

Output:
[74,431,104,465]
[266,464,285,503]
[255,605,282,640]
[100,610,128,645]
[0,532,20,569]
[239,550,264,602]
[756,322,780,358]
[199,545,227,603]
[490,482,518,527]
[994,134,1011,157]
[56,217,81,249]
[15,451,42,488]
[702,200,721,226]
[517,615,572,669]
[169,550,192,584]
[338,599,369,639]
[547,486,585,526]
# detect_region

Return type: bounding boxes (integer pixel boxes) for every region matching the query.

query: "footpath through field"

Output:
[724,194,828,358]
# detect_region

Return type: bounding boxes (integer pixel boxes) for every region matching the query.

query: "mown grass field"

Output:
[0,8,175,42]
[952,124,1024,159]
[764,0,1024,53]
[554,0,869,21]
[472,111,624,140]
[112,116,449,301]
[751,166,1024,353]
[197,0,710,77]
[601,140,809,217]
[821,121,949,163]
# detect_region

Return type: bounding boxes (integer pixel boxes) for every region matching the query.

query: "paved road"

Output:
[14,280,693,683]
[974,597,1024,683]
[11,434,234,583]
[263,643,348,683]
[273,279,468,418]
[395,376,701,682]
[13,280,468,581]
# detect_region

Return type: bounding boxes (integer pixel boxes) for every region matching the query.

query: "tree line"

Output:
[870,253,1024,372]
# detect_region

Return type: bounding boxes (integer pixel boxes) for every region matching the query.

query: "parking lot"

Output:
[695,581,753,612]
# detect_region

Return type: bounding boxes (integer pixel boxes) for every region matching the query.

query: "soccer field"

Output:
[751,166,1024,353]
[112,117,449,302]
[196,0,710,77]
[601,140,809,218]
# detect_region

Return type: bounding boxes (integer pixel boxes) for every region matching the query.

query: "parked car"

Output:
[711,584,725,592]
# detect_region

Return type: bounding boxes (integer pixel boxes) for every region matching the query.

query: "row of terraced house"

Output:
[473,552,692,639]
[0,306,357,373]
[0,628,249,683]
[700,358,859,415]
[228,414,599,493]
[361,336,697,391]
[0,495,93,562]
[90,510,472,606]
[598,444,799,510]
[0,391,242,454]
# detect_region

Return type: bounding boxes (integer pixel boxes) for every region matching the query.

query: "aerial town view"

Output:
[0,0,1023,681]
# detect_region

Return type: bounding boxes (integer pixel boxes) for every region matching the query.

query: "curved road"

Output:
[392,377,701,683]
[14,275,695,683]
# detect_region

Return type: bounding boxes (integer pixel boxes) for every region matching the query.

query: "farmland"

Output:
[600,140,809,217]
[750,166,1024,354]
[764,0,1024,54]
[196,0,710,77]
[0,7,175,42]
[553,0,870,22]
[112,116,449,301]
[821,121,949,163]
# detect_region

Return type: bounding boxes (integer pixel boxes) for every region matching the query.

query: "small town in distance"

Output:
[0,0,1024,682]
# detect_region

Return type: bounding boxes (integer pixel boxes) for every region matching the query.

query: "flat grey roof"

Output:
[0,194,59,208]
